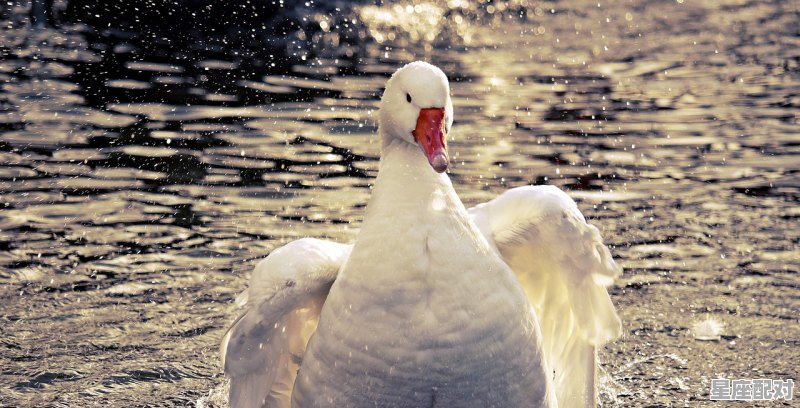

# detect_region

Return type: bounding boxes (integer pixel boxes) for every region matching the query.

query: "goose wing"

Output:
[469,185,622,408]
[221,238,352,408]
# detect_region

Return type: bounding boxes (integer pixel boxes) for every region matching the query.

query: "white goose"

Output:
[221,61,622,408]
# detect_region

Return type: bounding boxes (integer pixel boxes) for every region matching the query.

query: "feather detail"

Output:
[221,238,351,408]
[469,185,622,408]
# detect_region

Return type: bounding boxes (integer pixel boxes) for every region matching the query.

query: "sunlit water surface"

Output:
[1,0,798,406]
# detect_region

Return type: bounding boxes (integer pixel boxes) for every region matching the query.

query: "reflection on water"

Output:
[1,0,798,406]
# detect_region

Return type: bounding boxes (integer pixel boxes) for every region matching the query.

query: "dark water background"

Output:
[1,0,798,406]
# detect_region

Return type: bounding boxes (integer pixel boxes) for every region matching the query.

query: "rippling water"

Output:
[1,0,798,406]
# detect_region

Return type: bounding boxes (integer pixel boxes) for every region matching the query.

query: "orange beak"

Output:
[412,107,448,173]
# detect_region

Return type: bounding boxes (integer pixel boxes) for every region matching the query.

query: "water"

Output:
[1,0,798,406]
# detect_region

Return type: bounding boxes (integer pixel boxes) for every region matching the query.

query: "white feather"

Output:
[220,238,351,408]
[469,185,622,408]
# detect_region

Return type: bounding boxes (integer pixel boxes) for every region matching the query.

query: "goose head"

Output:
[379,61,454,173]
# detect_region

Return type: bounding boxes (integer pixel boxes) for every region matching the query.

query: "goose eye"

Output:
[406,93,412,103]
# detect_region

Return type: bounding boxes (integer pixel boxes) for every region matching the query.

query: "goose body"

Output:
[222,62,621,408]
[292,142,553,407]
